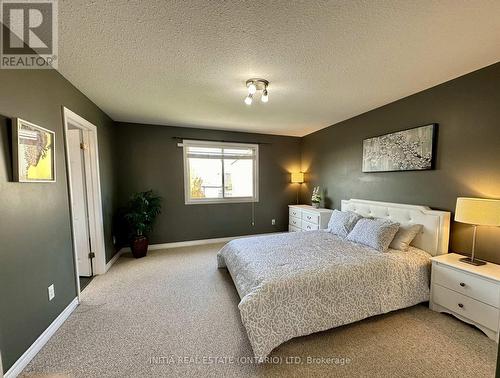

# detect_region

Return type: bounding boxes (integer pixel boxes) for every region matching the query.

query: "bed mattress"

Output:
[217,230,431,358]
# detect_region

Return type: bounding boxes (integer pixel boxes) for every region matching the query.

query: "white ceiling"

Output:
[59,0,500,137]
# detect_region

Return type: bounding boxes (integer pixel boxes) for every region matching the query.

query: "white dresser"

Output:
[430,253,500,342]
[288,205,333,232]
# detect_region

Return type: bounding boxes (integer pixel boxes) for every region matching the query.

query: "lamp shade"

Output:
[455,197,500,226]
[291,172,304,183]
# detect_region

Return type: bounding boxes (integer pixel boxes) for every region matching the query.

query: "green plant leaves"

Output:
[124,190,162,238]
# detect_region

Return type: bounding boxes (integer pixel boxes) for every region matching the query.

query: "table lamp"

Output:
[291,172,305,204]
[454,197,500,266]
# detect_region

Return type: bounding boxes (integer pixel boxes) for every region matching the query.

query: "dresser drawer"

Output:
[433,284,499,331]
[289,216,301,228]
[301,220,319,231]
[289,225,301,232]
[433,263,500,308]
[289,208,301,219]
[302,211,319,225]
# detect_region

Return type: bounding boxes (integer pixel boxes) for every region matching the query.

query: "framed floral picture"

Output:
[362,124,437,173]
[12,118,56,182]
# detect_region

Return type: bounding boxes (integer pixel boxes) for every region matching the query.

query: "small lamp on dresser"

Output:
[454,197,500,266]
[291,172,305,204]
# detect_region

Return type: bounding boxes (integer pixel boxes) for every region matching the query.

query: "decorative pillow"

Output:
[346,218,400,252]
[389,224,423,251]
[327,210,363,238]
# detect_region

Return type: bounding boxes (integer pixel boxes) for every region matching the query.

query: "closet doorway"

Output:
[62,107,106,296]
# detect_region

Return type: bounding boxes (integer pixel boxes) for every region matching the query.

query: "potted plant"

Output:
[311,186,321,208]
[124,190,162,258]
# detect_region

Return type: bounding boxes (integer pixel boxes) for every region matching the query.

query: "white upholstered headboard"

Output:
[341,199,451,256]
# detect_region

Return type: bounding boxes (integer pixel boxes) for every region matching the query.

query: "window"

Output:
[183,140,259,204]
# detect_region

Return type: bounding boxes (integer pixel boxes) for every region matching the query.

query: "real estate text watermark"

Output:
[1,0,58,69]
[148,354,352,366]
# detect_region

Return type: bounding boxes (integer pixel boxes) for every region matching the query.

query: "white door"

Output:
[68,129,93,277]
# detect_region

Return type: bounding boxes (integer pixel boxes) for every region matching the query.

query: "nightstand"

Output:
[430,253,500,342]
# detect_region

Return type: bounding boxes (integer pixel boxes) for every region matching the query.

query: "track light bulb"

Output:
[244,93,253,105]
[261,89,269,103]
[247,83,257,94]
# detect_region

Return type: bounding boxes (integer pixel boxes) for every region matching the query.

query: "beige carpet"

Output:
[22,243,497,377]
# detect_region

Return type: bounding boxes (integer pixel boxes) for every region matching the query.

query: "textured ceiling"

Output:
[58,1,500,136]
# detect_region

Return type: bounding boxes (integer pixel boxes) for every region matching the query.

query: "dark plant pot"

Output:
[131,235,149,258]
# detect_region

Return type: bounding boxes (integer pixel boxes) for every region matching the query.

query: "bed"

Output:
[217,199,450,359]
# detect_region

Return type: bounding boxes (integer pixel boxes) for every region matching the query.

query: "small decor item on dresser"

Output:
[311,186,321,208]
[124,190,162,258]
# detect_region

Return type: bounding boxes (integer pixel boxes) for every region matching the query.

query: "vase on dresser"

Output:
[311,186,321,209]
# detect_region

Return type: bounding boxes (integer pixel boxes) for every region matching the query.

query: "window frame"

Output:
[182,139,259,205]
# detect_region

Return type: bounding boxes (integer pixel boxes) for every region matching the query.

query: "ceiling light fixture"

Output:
[261,89,269,103]
[244,78,269,105]
[244,93,253,105]
[247,83,257,95]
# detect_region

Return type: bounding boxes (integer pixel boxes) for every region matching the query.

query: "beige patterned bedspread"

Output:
[217,230,431,359]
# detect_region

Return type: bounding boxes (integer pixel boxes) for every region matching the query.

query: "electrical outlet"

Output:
[48,284,55,301]
[271,219,276,225]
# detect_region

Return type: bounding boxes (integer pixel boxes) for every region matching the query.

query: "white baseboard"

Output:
[4,297,79,378]
[105,249,124,272]
[120,232,282,253]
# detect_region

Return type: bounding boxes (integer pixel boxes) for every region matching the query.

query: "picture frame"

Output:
[12,118,56,182]
[362,124,437,173]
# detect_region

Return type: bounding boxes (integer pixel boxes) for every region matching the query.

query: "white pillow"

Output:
[346,218,400,252]
[389,224,423,251]
[327,210,362,238]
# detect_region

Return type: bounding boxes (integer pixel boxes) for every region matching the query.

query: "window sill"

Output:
[185,198,259,205]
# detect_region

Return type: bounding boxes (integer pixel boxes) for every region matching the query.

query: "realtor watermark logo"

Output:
[0,0,58,69]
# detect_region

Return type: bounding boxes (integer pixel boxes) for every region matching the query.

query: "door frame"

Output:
[62,107,107,296]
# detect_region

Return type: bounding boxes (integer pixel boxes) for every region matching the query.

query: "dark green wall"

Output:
[301,62,500,263]
[0,69,117,371]
[114,123,301,244]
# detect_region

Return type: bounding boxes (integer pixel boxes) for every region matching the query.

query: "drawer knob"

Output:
[459,282,465,287]
[458,303,464,308]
